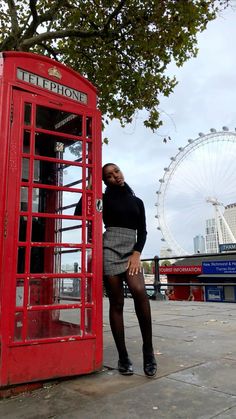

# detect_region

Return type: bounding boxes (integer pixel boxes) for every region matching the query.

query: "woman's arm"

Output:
[127,198,147,275]
[133,198,147,253]
[74,197,82,215]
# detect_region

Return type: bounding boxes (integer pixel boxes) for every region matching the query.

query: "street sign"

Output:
[205,286,223,301]
[202,260,236,274]
[159,265,202,275]
[219,243,236,252]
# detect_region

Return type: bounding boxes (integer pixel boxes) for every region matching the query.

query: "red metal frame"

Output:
[0,52,102,386]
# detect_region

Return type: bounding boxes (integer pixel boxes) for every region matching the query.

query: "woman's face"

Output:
[103,164,125,187]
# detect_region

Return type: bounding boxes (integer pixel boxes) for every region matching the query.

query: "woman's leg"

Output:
[125,271,153,354]
[125,270,157,377]
[104,274,128,361]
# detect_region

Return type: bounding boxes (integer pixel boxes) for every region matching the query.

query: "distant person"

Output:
[164,289,170,300]
[168,289,176,300]
[102,163,157,377]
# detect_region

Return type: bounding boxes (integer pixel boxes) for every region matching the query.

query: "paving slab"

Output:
[168,358,236,395]
[1,300,236,419]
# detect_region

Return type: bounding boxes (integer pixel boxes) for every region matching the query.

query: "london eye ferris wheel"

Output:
[156,128,236,256]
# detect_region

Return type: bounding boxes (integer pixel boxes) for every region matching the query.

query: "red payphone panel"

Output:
[0,52,102,386]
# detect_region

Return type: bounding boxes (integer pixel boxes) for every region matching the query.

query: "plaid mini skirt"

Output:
[103,227,136,276]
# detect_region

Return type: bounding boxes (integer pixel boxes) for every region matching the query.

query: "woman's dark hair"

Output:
[102,163,116,183]
[102,163,134,195]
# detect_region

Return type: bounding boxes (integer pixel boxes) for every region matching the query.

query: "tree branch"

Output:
[20,27,116,49]
[23,0,74,39]
[27,0,39,37]
[7,0,19,35]
[104,0,127,30]
[29,0,38,22]
[37,42,59,61]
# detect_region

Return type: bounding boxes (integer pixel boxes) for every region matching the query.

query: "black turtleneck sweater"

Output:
[103,184,147,253]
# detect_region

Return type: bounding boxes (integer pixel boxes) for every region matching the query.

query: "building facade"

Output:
[205,218,218,253]
[193,234,205,254]
[205,203,236,253]
[222,203,236,243]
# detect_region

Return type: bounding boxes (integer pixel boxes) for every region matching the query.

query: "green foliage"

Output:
[0,1,229,130]
[142,260,155,274]
[160,260,171,266]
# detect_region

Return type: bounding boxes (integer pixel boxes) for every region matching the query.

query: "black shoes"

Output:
[117,353,157,377]
[143,353,157,377]
[118,357,134,376]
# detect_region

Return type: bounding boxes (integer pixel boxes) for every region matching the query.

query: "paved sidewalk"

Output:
[0,299,236,418]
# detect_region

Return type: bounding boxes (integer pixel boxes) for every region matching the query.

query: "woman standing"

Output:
[102,163,157,377]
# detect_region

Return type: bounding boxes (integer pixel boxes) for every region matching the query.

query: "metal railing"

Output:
[139,252,236,300]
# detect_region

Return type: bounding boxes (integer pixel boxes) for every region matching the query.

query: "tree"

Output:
[160,260,171,266]
[142,261,151,274]
[0,1,229,130]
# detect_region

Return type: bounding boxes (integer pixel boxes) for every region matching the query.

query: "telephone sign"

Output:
[17,68,88,103]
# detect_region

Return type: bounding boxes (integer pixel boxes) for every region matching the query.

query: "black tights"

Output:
[104,271,153,361]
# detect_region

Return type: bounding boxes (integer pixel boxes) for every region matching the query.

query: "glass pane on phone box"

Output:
[85,278,92,303]
[30,246,46,273]
[32,188,81,215]
[29,279,43,305]
[28,247,82,277]
[63,165,83,189]
[86,116,92,138]
[19,216,27,241]
[31,217,46,242]
[86,249,92,273]
[27,309,82,340]
[60,248,82,274]
[60,219,83,244]
[59,278,81,300]
[32,188,40,212]
[24,103,32,126]
[16,280,24,307]
[36,105,83,136]
[17,247,26,273]
[23,130,30,153]
[86,142,92,164]
[86,222,92,244]
[36,160,83,189]
[35,133,83,163]
[86,168,92,189]
[64,141,83,162]
[30,217,68,244]
[59,308,81,326]
[61,191,82,216]
[32,187,57,214]
[20,187,28,211]
[14,312,23,341]
[21,158,29,181]
[85,308,93,334]
[28,277,81,305]
[34,160,58,186]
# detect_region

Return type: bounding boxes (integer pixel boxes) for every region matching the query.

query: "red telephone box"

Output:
[0,51,103,387]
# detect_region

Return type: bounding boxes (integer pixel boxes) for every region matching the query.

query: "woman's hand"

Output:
[127,251,142,276]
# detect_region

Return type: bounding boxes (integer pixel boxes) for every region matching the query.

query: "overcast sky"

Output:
[102,5,236,259]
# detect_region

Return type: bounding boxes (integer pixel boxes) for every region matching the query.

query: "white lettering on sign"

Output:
[159,265,202,275]
[17,68,88,104]
[86,194,93,216]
